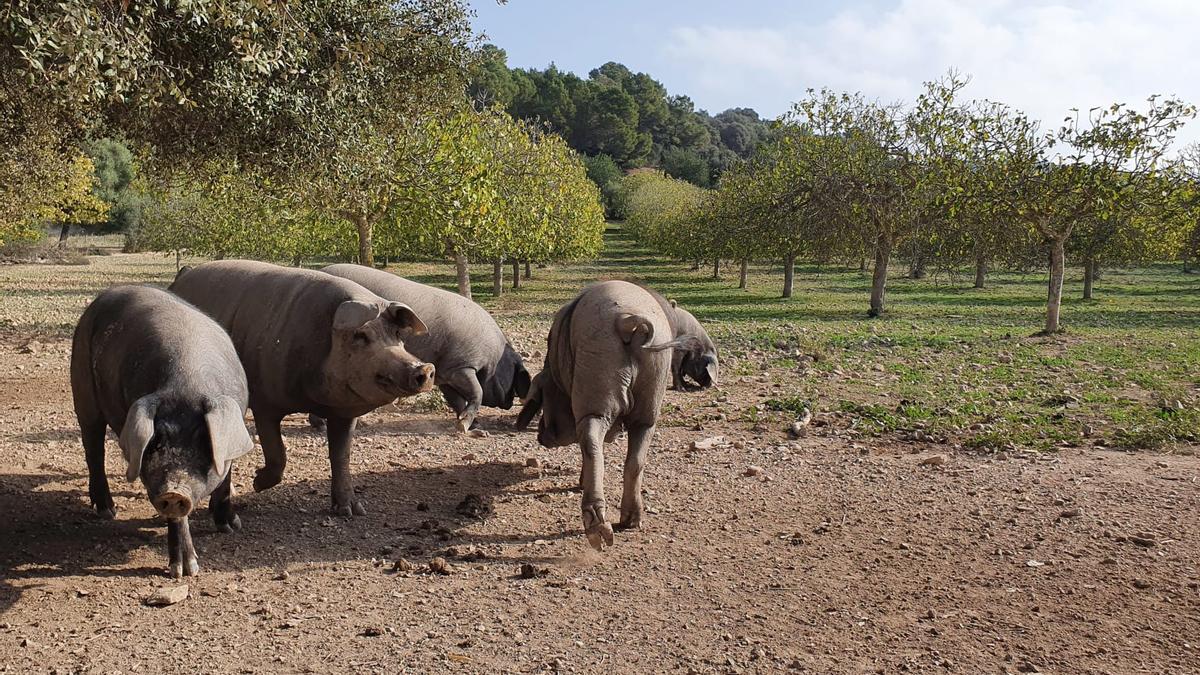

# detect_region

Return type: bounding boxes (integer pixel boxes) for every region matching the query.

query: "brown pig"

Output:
[169,260,434,516]
[515,281,703,550]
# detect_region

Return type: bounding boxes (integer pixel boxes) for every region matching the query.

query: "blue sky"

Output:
[469,0,1199,143]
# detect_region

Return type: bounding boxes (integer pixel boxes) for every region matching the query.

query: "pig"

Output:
[71,285,254,578]
[314,264,530,433]
[515,280,704,550]
[664,302,719,391]
[169,260,435,516]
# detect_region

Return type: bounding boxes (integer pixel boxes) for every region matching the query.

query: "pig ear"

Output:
[205,396,254,479]
[119,395,158,482]
[384,302,428,336]
[705,356,719,387]
[514,366,531,400]
[670,299,678,308]
[332,300,381,332]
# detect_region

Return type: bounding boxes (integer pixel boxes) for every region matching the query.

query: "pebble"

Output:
[525,457,541,468]
[691,436,726,451]
[1132,579,1152,589]
[744,465,763,477]
[919,454,946,467]
[143,585,188,607]
[429,557,452,575]
[1059,508,1082,519]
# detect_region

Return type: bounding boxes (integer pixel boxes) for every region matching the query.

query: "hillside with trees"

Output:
[468,45,773,187]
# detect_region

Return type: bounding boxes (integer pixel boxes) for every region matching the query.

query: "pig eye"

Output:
[353,331,371,345]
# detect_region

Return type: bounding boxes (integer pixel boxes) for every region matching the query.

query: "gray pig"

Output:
[71,285,254,578]
[515,280,701,550]
[665,302,719,391]
[317,264,529,432]
[169,260,434,516]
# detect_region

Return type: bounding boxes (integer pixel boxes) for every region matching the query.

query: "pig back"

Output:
[75,285,247,428]
[561,281,674,419]
[320,264,505,373]
[169,260,377,413]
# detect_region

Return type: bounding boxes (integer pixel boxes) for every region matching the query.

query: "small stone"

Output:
[1132,579,1151,589]
[525,457,541,469]
[732,441,746,450]
[744,465,763,477]
[1025,560,1045,568]
[1128,535,1158,548]
[461,453,478,461]
[1059,508,1082,519]
[273,570,290,581]
[143,585,189,607]
[518,563,543,579]
[392,558,415,572]
[416,502,429,511]
[998,354,1013,364]
[690,436,726,451]
[360,626,383,637]
[919,454,946,467]
[465,429,489,439]
[428,557,452,575]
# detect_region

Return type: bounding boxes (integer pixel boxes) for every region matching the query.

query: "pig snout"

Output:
[377,360,435,395]
[152,489,194,519]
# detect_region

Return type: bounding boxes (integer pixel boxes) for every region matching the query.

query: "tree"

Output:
[51,155,110,244]
[582,153,624,216]
[85,138,143,234]
[987,98,1193,333]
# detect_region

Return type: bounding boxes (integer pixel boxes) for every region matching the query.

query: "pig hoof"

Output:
[585,522,615,551]
[215,513,242,533]
[183,557,200,577]
[456,419,469,434]
[94,505,117,520]
[331,500,367,517]
[253,468,283,493]
[614,517,641,532]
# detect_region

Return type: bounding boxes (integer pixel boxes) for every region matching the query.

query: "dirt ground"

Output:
[0,328,1197,674]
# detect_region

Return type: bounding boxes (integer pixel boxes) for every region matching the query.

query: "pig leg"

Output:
[325,415,366,517]
[252,412,287,493]
[81,418,116,519]
[442,368,483,432]
[617,423,654,531]
[209,471,241,533]
[166,517,200,578]
[577,415,614,551]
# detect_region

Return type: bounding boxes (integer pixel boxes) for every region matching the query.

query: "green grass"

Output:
[2,224,1197,452]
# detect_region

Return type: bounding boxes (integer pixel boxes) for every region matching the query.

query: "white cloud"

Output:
[662,0,1200,143]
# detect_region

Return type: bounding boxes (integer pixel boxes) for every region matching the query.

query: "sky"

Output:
[468,0,1200,144]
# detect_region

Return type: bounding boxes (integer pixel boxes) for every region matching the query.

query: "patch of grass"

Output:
[1,223,1196,454]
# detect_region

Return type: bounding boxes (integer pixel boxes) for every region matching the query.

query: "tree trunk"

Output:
[908,251,926,279]
[691,260,700,271]
[859,257,867,275]
[454,254,471,300]
[524,261,531,279]
[511,260,521,289]
[1091,259,1103,281]
[738,259,748,289]
[868,236,892,318]
[974,255,987,289]
[492,259,503,297]
[175,250,181,273]
[782,253,796,298]
[1082,255,1095,300]
[712,258,720,280]
[1044,238,1066,333]
[352,214,374,267]
[57,222,70,246]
